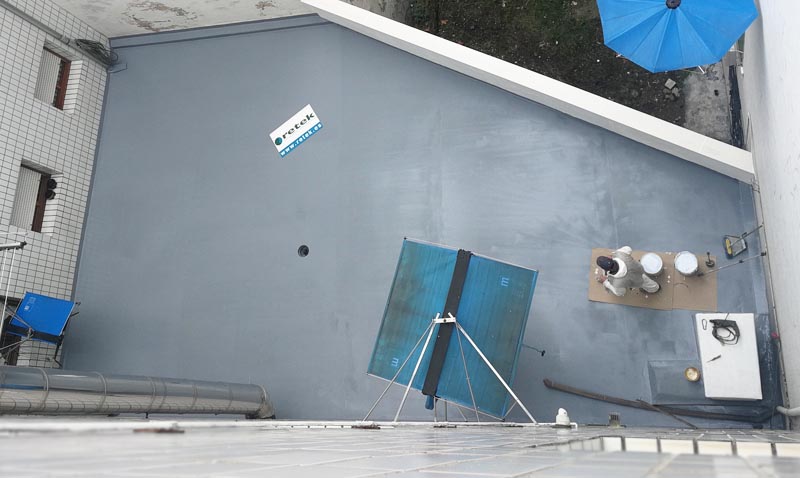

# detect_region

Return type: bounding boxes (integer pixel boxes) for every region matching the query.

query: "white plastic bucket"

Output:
[641,252,663,277]
[675,251,699,276]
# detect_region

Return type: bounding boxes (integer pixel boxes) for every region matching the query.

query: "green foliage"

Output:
[407,0,436,29]
[405,0,686,125]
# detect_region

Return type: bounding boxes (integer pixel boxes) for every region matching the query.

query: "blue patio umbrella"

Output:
[596,0,759,73]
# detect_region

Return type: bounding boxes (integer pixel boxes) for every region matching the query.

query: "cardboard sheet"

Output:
[588,249,717,312]
[672,252,718,312]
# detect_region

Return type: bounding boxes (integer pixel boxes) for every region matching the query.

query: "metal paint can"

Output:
[675,251,699,276]
[641,252,663,277]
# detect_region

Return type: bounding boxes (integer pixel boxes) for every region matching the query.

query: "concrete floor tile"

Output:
[577,452,664,464]
[746,456,800,477]
[215,465,389,478]
[108,462,286,477]
[421,455,570,476]
[625,438,659,453]
[775,443,800,458]
[659,439,695,455]
[518,466,648,478]
[326,453,487,472]
[736,442,774,457]
[2,422,800,477]
[371,473,499,478]
[697,441,735,456]
[220,449,372,466]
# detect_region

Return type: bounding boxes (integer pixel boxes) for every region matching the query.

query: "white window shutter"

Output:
[11,166,41,230]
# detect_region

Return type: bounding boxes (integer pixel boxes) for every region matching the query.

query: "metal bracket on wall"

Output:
[108,63,128,74]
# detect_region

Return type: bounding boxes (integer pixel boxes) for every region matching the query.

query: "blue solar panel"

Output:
[367,239,538,418]
[9,292,76,338]
[368,240,456,390]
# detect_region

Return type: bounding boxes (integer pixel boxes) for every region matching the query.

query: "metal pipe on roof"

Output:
[0,366,274,419]
[0,242,26,252]
[776,406,800,417]
[0,0,72,46]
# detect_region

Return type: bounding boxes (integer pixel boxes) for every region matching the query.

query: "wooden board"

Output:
[588,249,717,312]
[695,313,762,400]
[588,248,674,311]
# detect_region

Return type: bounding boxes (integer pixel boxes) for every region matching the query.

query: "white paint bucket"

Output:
[641,252,663,277]
[675,251,699,276]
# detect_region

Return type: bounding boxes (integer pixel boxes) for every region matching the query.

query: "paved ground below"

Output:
[1,419,799,477]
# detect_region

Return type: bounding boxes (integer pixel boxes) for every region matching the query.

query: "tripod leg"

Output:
[455,402,467,421]
[394,320,437,422]
[362,320,435,422]
[440,398,499,421]
[456,323,537,424]
[0,250,9,342]
[503,400,518,421]
[455,326,480,422]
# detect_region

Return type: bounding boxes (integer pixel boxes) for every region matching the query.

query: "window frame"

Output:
[31,171,52,232]
[45,48,72,110]
[11,165,53,233]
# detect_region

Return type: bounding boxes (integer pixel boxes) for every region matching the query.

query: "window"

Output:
[34,48,71,110]
[10,165,57,233]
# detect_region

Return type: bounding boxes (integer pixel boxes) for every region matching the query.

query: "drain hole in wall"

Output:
[298,245,310,257]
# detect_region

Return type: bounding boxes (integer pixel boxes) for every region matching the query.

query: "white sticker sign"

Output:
[269,104,323,157]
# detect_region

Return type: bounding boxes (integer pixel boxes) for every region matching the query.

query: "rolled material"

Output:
[0,366,274,418]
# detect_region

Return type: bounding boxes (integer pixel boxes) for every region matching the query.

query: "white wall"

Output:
[0,0,107,304]
[741,0,800,421]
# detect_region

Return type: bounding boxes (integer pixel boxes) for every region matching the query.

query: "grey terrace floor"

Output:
[1,419,799,477]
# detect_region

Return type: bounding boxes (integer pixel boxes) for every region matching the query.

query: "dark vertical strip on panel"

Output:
[422,249,472,396]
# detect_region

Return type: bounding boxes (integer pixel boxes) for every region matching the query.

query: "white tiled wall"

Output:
[0,0,107,302]
[740,0,800,423]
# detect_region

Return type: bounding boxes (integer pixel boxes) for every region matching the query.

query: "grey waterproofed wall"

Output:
[68,15,775,424]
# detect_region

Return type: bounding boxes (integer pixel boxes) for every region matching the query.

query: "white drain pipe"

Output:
[776,406,800,417]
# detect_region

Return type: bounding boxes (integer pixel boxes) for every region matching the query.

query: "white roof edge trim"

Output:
[302,0,754,183]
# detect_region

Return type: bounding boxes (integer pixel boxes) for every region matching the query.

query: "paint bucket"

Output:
[641,252,663,277]
[675,251,699,276]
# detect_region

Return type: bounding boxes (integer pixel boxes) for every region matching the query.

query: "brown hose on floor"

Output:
[543,379,774,424]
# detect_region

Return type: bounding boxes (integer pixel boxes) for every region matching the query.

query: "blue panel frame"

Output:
[367,240,457,389]
[438,254,537,417]
[8,292,76,338]
[367,239,538,418]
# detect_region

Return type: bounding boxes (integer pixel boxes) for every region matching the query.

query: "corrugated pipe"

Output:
[776,406,800,417]
[0,366,274,419]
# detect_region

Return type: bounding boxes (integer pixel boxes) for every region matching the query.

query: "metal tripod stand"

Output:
[0,240,27,364]
[362,313,536,424]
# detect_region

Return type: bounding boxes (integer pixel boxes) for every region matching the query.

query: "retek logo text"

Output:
[275,113,316,145]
